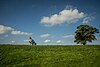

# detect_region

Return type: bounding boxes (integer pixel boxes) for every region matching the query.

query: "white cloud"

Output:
[40,34,50,38]
[11,40,16,44]
[41,8,86,26]
[11,41,15,43]
[11,31,33,35]
[63,35,74,38]
[0,25,14,34]
[0,25,33,35]
[96,37,100,41]
[24,40,29,42]
[44,40,51,43]
[56,40,62,43]
[82,16,94,24]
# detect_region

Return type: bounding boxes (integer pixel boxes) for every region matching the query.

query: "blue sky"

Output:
[0,0,100,45]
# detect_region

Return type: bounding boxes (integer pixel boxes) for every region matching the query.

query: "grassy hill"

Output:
[0,45,100,67]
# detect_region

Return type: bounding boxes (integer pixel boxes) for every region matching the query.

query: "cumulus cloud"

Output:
[96,37,100,41]
[11,31,33,35]
[0,25,33,35]
[41,8,86,26]
[11,40,16,44]
[24,40,29,42]
[0,25,14,34]
[11,41,15,43]
[56,40,62,43]
[63,35,74,38]
[44,40,51,43]
[40,34,50,38]
[82,16,94,24]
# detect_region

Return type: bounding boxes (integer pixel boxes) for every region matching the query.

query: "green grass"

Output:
[0,45,100,67]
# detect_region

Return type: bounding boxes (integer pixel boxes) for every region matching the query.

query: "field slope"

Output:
[0,45,100,67]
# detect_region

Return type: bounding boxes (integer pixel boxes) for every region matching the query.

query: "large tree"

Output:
[74,25,99,45]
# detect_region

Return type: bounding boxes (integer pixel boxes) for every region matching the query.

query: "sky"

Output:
[0,0,100,45]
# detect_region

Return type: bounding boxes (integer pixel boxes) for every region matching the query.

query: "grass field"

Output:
[0,45,100,67]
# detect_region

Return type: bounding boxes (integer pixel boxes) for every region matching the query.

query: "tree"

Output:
[74,25,99,45]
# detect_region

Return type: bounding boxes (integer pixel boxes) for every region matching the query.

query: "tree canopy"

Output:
[74,25,99,45]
